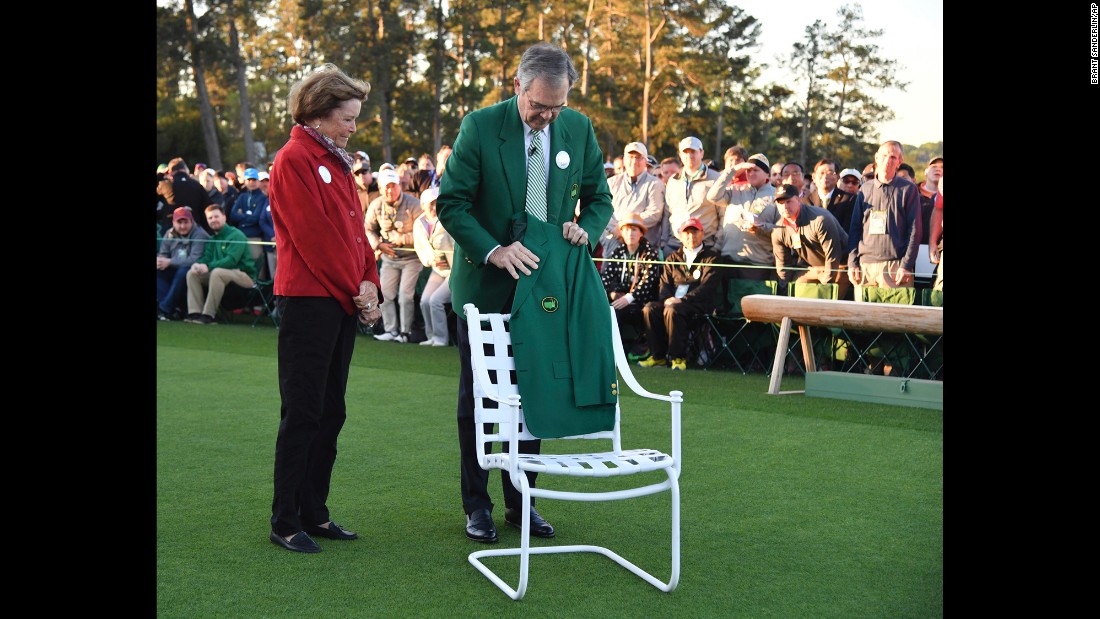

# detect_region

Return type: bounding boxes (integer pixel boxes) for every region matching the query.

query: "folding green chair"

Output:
[778,282,843,374]
[703,278,778,373]
[855,286,919,376]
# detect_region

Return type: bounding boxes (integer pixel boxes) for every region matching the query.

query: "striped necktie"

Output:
[525,129,547,222]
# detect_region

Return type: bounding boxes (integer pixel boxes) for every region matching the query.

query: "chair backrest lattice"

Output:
[467,306,620,446]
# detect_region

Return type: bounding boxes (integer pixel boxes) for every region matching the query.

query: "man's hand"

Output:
[895,267,913,285]
[488,242,540,280]
[191,263,209,275]
[610,296,632,310]
[664,297,682,306]
[377,241,397,258]
[562,222,588,247]
[848,266,862,286]
[354,280,382,326]
[156,256,170,270]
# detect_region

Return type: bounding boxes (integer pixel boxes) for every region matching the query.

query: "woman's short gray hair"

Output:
[515,42,577,93]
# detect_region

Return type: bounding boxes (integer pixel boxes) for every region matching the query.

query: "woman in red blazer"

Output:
[267,64,383,553]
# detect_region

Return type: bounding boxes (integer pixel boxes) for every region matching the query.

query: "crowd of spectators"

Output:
[156,138,941,372]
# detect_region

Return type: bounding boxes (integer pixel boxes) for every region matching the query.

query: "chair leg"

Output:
[467,470,681,600]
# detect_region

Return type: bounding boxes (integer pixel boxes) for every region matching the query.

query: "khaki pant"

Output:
[186,267,253,317]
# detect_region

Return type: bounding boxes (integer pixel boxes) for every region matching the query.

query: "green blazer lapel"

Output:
[509,218,551,316]
[498,97,527,216]
[545,119,573,225]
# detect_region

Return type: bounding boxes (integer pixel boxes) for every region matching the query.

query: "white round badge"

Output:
[555,151,570,169]
[318,165,332,183]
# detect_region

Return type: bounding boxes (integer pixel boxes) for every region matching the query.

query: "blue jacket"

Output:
[230,188,268,238]
[259,202,275,253]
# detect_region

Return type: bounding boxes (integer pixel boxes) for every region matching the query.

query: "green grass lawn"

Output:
[157,320,942,618]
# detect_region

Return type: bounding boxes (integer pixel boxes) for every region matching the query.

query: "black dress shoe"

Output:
[504,506,555,538]
[269,530,322,553]
[304,521,358,540]
[465,508,498,543]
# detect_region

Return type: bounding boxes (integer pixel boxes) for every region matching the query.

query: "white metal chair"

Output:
[464,302,683,600]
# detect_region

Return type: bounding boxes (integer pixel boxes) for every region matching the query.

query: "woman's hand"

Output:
[354,280,382,326]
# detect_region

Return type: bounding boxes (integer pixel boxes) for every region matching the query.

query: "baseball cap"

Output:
[928,157,943,167]
[618,213,648,235]
[678,136,703,152]
[243,168,260,180]
[748,153,771,174]
[838,168,861,180]
[420,186,440,204]
[678,217,704,233]
[378,162,395,172]
[604,162,615,170]
[157,163,169,174]
[173,207,194,222]
[258,171,270,181]
[624,141,649,158]
[378,169,401,188]
[356,151,370,162]
[404,157,418,165]
[775,184,800,202]
[646,155,658,168]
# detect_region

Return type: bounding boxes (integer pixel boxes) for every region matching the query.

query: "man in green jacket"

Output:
[437,42,613,545]
[184,204,257,324]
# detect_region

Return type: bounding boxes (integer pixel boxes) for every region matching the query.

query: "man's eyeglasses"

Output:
[526,95,566,115]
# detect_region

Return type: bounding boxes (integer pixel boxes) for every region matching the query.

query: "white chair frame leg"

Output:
[467,472,681,600]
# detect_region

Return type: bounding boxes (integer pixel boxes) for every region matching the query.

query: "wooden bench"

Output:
[740,295,943,402]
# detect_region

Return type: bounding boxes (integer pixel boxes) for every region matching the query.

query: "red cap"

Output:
[173,207,193,222]
[678,217,703,233]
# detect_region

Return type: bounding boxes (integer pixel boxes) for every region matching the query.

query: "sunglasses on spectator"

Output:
[354,169,371,175]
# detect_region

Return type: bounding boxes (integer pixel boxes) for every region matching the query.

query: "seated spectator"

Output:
[772,184,850,299]
[638,217,723,371]
[184,205,257,325]
[213,171,238,211]
[157,207,210,321]
[601,214,662,360]
[412,187,454,347]
[258,197,276,282]
[230,168,269,265]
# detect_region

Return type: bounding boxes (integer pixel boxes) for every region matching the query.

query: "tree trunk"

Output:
[800,66,812,166]
[432,0,444,151]
[226,1,256,165]
[642,0,652,145]
[581,0,595,95]
[185,0,223,170]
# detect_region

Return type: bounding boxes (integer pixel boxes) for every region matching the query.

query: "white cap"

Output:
[378,169,401,188]
[420,186,440,204]
[258,171,270,181]
[355,150,370,162]
[624,141,649,158]
[603,162,614,169]
[678,136,703,152]
[838,168,861,179]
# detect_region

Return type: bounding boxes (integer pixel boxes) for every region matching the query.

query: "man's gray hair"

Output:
[516,42,577,92]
